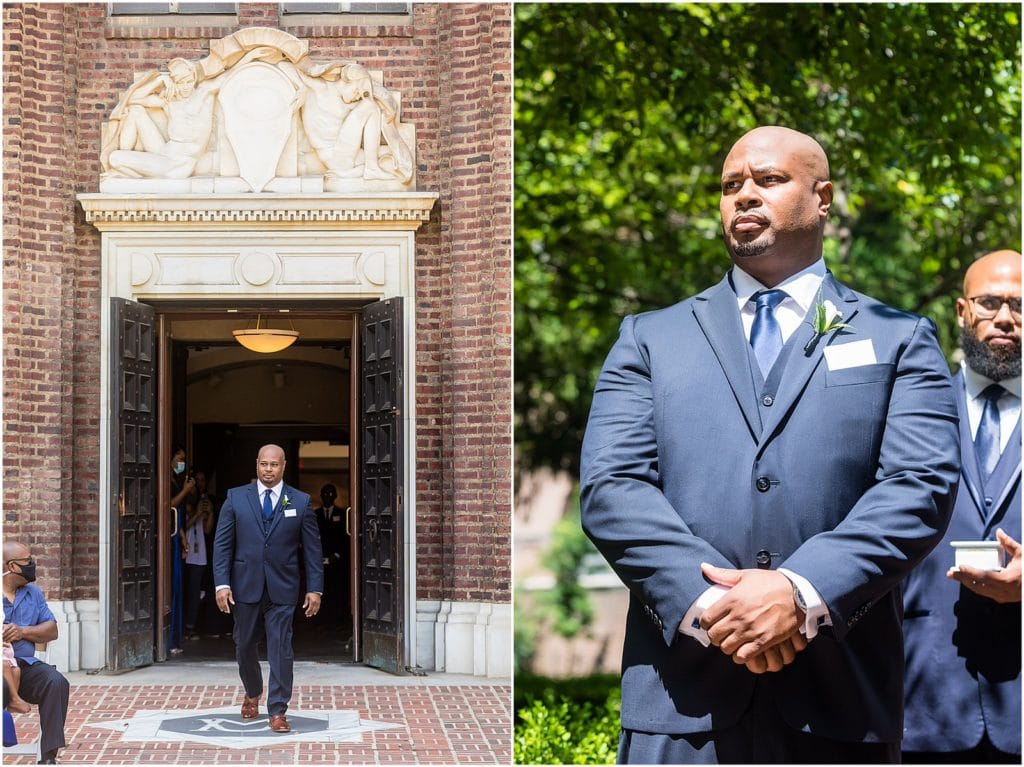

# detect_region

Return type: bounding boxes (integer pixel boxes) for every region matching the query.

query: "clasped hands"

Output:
[698,563,807,675]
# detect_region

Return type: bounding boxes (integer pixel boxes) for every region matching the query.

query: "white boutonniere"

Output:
[804,295,852,353]
[281,494,291,509]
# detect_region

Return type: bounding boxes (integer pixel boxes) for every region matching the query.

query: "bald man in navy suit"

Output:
[902,250,1021,763]
[214,444,323,734]
[581,126,960,763]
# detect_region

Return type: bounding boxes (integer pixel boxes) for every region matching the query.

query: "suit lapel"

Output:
[692,276,762,438]
[954,372,988,518]
[248,484,268,535]
[758,274,859,450]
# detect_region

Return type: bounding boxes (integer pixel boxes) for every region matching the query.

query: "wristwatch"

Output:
[792,582,807,614]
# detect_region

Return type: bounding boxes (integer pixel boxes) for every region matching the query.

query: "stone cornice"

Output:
[77,193,438,231]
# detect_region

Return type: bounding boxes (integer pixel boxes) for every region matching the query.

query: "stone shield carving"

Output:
[218,63,297,193]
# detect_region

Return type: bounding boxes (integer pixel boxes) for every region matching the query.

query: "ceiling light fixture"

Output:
[232,314,299,354]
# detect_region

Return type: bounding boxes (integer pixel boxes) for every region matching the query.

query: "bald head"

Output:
[258,444,286,462]
[3,541,28,564]
[962,249,1022,297]
[727,126,830,182]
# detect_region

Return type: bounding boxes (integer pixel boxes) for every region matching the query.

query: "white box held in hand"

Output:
[950,541,1004,571]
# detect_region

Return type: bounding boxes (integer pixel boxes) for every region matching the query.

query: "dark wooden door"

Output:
[359,297,405,674]
[109,298,156,669]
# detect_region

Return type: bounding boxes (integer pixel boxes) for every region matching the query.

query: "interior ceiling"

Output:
[170,317,353,342]
[186,345,349,378]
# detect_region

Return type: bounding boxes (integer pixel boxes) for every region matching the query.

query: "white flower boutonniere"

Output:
[804,296,852,353]
[281,494,291,509]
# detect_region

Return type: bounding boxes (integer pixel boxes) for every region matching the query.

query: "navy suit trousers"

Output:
[232,587,295,716]
[617,680,899,764]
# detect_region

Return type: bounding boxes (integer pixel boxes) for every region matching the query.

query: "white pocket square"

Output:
[823,339,877,371]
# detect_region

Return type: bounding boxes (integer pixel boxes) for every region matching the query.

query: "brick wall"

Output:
[2,2,511,605]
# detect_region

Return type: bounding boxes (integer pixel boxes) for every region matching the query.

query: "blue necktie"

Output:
[750,289,787,376]
[975,384,1003,476]
[262,489,274,521]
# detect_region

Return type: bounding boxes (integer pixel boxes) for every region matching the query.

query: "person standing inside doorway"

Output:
[169,448,194,656]
[315,483,351,630]
[183,470,215,641]
[213,444,323,733]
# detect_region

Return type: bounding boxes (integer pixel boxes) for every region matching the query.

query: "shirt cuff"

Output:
[677,585,729,647]
[778,568,831,640]
[215,585,230,592]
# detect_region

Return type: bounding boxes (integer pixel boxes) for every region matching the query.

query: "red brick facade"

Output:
[2,2,511,612]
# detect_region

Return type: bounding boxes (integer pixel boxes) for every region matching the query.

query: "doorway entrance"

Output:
[107,297,409,673]
[160,307,356,665]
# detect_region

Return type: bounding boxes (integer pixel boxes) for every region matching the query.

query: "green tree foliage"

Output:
[515,3,1021,474]
[513,589,538,674]
[536,497,596,639]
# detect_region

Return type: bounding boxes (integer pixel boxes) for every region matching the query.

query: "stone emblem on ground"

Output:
[87,706,401,750]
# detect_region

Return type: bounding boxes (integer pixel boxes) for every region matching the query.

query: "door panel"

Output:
[359,297,404,674]
[110,298,156,670]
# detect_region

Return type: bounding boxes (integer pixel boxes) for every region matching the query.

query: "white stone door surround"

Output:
[78,192,435,674]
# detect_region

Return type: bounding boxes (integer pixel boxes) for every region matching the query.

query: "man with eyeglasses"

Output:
[902,249,1022,763]
[2,541,69,764]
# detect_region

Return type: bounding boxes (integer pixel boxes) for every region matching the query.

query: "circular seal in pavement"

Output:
[160,713,329,737]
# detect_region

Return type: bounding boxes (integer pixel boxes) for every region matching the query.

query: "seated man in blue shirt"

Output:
[3,542,69,764]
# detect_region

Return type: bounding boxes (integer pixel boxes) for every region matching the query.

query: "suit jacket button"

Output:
[756,477,771,492]
[755,549,772,567]
[984,496,993,506]
[761,394,774,407]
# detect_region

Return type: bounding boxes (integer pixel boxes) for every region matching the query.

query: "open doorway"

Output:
[108,295,407,673]
[157,308,357,664]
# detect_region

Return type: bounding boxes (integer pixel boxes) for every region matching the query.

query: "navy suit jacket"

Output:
[902,371,1021,755]
[213,482,324,605]
[580,272,960,744]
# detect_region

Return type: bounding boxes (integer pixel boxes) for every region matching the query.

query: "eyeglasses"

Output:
[968,295,1022,320]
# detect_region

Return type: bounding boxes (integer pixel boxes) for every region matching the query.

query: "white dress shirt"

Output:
[679,260,833,646]
[961,361,1021,452]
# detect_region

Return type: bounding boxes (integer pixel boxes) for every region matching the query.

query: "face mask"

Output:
[5,559,36,583]
[174,462,185,475]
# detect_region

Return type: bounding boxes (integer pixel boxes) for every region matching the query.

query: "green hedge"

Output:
[514,674,621,765]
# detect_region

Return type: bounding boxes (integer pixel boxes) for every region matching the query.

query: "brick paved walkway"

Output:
[4,683,511,764]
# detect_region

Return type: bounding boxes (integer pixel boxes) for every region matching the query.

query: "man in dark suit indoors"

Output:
[902,249,1021,763]
[213,444,323,733]
[580,126,961,763]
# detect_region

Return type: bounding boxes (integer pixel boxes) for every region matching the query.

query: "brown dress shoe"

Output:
[240,695,260,719]
[269,714,291,733]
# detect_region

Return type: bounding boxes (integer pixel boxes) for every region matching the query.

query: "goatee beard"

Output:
[960,327,1021,381]
[730,240,769,259]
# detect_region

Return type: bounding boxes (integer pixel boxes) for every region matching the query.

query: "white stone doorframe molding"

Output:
[78,192,436,675]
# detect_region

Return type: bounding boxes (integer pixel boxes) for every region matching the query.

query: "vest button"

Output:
[762,394,774,407]
[984,497,993,506]
[756,476,771,492]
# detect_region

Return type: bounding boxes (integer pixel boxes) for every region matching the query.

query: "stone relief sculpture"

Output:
[98,28,417,193]
[102,57,223,180]
[281,60,414,185]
